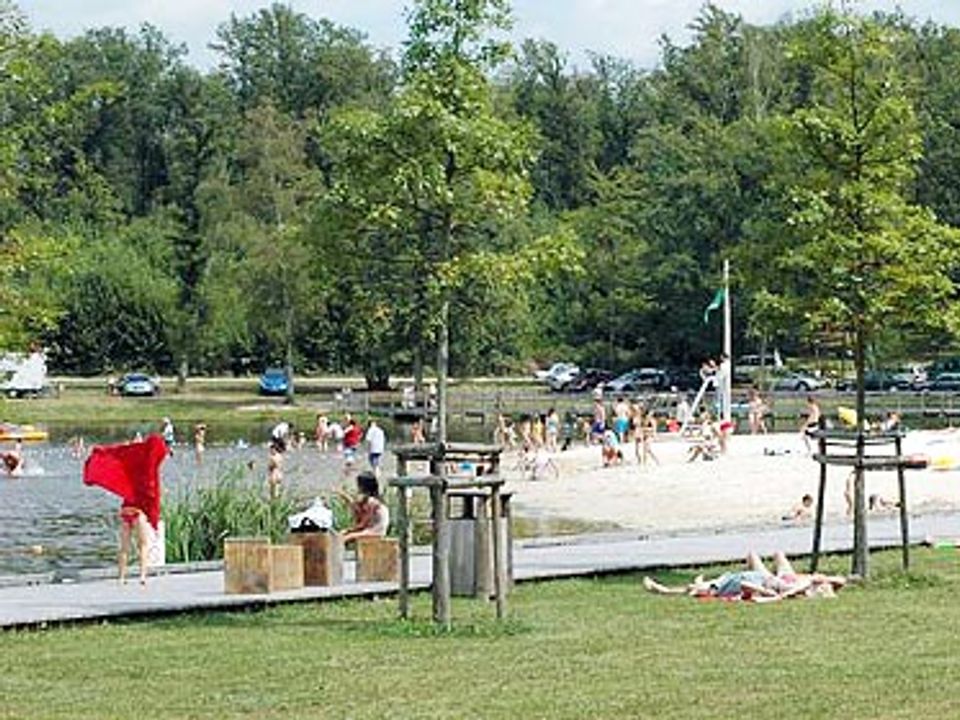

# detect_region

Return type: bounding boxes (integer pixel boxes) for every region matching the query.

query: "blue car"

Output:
[258,368,289,396]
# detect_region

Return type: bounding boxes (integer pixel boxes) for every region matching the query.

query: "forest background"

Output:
[3,0,960,389]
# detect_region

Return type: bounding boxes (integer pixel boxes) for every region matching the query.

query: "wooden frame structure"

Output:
[389,442,508,628]
[810,426,913,572]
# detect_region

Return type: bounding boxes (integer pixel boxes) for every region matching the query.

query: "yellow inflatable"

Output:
[0,423,49,442]
[837,406,858,428]
[930,455,960,472]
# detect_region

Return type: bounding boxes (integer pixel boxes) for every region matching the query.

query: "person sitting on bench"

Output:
[340,472,390,543]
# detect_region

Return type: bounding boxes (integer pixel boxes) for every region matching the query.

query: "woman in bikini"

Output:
[118,503,150,585]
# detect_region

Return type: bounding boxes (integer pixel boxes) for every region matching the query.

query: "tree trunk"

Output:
[852,327,868,577]
[437,299,449,443]
[284,306,295,405]
[177,355,188,394]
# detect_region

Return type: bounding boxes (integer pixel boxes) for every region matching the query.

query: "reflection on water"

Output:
[0,441,398,576]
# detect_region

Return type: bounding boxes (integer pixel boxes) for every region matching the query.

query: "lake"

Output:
[0,437,410,577]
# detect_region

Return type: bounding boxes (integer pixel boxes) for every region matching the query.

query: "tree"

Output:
[752,8,960,576]
[507,39,601,210]
[196,103,321,398]
[212,3,395,118]
[323,0,542,437]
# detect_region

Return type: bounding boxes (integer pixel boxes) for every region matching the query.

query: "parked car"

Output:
[547,364,582,391]
[534,362,577,382]
[603,367,670,394]
[118,372,159,397]
[836,370,912,392]
[563,368,616,393]
[930,372,960,392]
[772,372,823,392]
[665,367,703,392]
[258,367,290,396]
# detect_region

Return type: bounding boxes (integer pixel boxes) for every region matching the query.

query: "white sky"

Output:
[18,1,960,70]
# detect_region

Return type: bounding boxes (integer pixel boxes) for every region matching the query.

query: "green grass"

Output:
[2,549,959,719]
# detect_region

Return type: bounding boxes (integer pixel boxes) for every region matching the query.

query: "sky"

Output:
[18,1,960,71]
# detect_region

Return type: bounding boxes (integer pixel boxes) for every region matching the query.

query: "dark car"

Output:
[118,372,159,397]
[837,371,912,392]
[258,367,290,396]
[563,368,616,393]
[603,367,670,394]
[930,372,960,392]
[665,367,703,392]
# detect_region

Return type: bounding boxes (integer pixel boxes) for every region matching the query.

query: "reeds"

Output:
[162,464,300,563]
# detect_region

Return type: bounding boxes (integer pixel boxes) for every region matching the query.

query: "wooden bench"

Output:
[355,537,399,582]
[223,537,304,594]
[288,532,343,586]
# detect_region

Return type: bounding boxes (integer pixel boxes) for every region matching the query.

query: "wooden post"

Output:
[396,456,411,620]
[491,484,506,619]
[811,420,827,572]
[430,483,451,628]
[896,434,910,570]
[473,493,491,598]
[397,486,410,619]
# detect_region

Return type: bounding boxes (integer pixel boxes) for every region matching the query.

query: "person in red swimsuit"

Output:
[118,503,149,585]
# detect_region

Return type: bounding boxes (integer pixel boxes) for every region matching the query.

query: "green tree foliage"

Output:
[213,3,395,117]
[321,0,547,396]
[196,103,322,390]
[745,8,960,576]
[4,0,960,391]
[46,216,179,372]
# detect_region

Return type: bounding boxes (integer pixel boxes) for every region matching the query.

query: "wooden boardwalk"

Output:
[2,513,959,630]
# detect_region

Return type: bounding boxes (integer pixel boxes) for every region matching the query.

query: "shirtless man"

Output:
[800,395,821,454]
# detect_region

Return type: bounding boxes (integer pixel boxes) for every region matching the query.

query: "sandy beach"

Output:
[502,430,960,536]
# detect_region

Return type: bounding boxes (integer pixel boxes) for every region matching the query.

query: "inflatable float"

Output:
[0,422,49,442]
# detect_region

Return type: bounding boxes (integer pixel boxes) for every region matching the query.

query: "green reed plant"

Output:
[163,464,301,563]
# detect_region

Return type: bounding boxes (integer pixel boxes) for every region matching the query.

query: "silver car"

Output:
[772,372,823,392]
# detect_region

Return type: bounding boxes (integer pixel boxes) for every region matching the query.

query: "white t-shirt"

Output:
[366,424,386,455]
[271,421,290,441]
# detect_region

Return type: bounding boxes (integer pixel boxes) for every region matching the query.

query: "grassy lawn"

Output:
[2,549,959,719]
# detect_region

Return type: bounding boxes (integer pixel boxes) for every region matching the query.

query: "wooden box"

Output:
[224,537,304,594]
[355,537,399,582]
[288,532,343,586]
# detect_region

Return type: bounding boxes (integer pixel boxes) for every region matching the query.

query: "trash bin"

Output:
[448,490,513,597]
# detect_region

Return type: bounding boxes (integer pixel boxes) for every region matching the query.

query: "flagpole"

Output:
[722,258,732,425]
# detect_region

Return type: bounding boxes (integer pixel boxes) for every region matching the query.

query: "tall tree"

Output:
[213,3,395,118]
[324,0,541,436]
[752,8,960,576]
[196,103,321,397]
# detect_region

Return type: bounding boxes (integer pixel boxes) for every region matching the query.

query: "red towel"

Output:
[83,434,167,529]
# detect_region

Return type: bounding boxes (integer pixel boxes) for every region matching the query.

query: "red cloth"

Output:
[83,434,167,529]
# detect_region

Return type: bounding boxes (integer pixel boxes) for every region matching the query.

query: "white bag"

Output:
[287,497,334,531]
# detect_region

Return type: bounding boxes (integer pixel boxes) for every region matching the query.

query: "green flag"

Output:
[703,288,725,324]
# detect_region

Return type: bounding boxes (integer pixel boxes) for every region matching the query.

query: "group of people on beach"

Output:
[493,392,666,479]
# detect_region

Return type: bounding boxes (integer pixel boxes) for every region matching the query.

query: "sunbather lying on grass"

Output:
[642,551,847,602]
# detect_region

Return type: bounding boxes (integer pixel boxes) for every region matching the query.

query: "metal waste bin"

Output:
[448,490,513,597]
